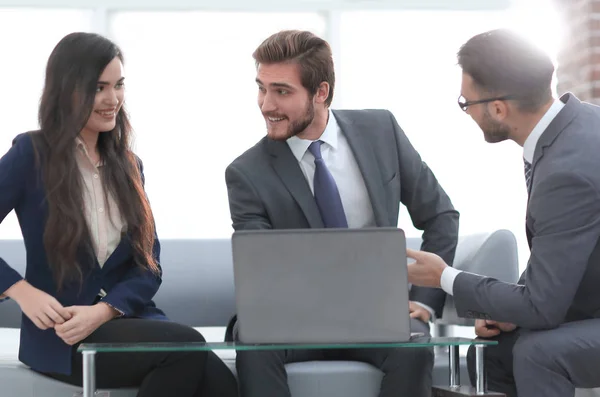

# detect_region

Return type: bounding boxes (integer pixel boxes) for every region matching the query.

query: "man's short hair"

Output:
[458,29,554,112]
[253,30,335,107]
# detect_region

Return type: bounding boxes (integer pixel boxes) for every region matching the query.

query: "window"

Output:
[109,11,326,238]
[0,3,563,264]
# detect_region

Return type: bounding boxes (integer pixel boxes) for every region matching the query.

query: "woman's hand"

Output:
[5,280,71,330]
[55,303,118,345]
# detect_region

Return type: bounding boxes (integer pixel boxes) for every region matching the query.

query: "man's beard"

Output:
[267,100,315,141]
[481,108,511,143]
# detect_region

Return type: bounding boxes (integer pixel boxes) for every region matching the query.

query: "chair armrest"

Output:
[436,229,520,326]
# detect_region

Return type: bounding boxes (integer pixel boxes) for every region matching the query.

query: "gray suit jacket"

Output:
[225,109,459,317]
[454,93,600,329]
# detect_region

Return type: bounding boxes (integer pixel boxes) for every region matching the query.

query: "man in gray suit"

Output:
[225,30,459,397]
[406,29,600,397]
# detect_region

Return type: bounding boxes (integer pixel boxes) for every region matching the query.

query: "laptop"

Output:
[231,227,412,344]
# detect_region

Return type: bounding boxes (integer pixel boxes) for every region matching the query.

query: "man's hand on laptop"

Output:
[409,301,431,323]
[406,248,447,288]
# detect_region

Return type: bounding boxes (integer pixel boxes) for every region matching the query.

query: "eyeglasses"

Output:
[457,94,518,112]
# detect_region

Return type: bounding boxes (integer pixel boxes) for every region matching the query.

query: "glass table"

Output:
[78,336,503,397]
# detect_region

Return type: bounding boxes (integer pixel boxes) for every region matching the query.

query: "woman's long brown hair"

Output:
[32,32,159,289]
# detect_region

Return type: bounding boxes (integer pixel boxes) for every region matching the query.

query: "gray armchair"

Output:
[406,229,521,390]
[434,229,520,328]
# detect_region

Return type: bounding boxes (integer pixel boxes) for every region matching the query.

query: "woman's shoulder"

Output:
[5,131,41,165]
[12,130,36,147]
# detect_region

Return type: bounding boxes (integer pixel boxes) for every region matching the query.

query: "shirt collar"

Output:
[75,136,88,154]
[75,136,103,167]
[287,109,339,162]
[523,99,565,163]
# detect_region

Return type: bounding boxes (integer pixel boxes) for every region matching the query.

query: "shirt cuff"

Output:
[411,301,436,322]
[100,300,125,317]
[441,266,462,296]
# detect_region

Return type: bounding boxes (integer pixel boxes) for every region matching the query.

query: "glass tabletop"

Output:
[78,336,496,353]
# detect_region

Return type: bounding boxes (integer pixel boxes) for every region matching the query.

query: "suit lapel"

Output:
[526,93,581,245]
[333,111,389,226]
[530,93,579,184]
[267,139,324,228]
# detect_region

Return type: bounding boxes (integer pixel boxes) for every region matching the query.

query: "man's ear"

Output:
[314,82,330,105]
[490,99,509,121]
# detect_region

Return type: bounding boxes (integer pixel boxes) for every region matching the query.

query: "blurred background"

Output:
[0,0,581,275]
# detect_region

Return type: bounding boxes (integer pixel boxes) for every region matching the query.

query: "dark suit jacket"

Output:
[225,109,459,327]
[0,132,166,375]
[453,93,600,329]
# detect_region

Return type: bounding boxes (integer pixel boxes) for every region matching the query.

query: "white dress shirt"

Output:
[75,138,126,268]
[287,110,437,319]
[75,138,127,299]
[440,99,566,296]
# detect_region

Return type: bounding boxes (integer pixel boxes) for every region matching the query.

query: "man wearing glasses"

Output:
[406,29,600,397]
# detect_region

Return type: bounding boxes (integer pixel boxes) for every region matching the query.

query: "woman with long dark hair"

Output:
[0,32,237,397]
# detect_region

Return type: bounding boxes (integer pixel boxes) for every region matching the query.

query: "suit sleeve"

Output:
[453,172,600,329]
[225,162,273,230]
[101,157,162,316]
[0,134,33,296]
[388,111,460,317]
